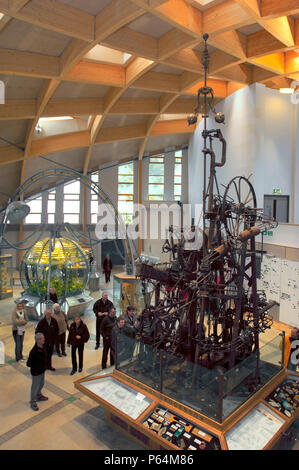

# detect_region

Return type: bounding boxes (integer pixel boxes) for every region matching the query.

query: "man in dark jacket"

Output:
[36,308,59,371]
[100,307,117,369]
[93,292,114,350]
[124,306,139,339]
[26,333,48,412]
[67,315,90,375]
[103,254,112,283]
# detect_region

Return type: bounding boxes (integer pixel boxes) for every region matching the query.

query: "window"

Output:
[118,163,134,225]
[90,172,99,225]
[174,150,182,201]
[24,196,42,224]
[47,189,56,224]
[148,155,164,200]
[64,180,80,224]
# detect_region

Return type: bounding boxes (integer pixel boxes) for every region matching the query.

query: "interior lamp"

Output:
[279,88,295,94]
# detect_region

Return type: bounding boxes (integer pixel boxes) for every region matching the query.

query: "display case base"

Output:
[75,367,298,451]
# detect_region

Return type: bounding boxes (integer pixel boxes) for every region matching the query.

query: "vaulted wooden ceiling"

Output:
[0,0,298,200]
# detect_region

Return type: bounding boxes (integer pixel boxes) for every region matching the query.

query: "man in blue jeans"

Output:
[27,333,48,412]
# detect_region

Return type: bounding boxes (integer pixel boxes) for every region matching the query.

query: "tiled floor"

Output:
[0,271,298,450]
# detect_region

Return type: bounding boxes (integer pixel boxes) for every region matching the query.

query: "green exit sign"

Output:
[273,188,281,194]
[263,231,273,236]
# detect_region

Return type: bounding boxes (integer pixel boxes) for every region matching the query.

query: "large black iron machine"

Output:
[136,35,278,385]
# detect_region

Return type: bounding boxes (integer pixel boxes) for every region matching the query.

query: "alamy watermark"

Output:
[95,203,203,248]
[290,340,299,366]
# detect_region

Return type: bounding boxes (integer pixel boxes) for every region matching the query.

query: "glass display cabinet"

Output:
[17,237,93,319]
[75,332,298,450]
[0,254,13,300]
[113,272,152,316]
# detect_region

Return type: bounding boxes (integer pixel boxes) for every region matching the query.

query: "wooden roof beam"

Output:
[151,119,195,136]
[203,0,254,35]
[0,48,59,78]
[0,145,24,166]
[247,30,293,58]
[0,0,95,41]
[66,61,126,87]
[208,30,247,60]
[130,0,203,38]
[29,130,90,159]
[260,0,299,19]
[0,100,36,120]
[96,123,147,144]
[250,52,285,74]
[234,0,295,47]
[103,27,159,61]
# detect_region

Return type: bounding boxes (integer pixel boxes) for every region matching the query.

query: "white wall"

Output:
[188,83,299,230]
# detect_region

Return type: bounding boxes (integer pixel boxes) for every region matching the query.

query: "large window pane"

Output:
[118,162,134,225]
[149,184,164,196]
[27,199,42,212]
[118,183,134,195]
[91,201,99,214]
[149,175,164,184]
[174,185,182,196]
[64,201,80,213]
[119,163,134,175]
[149,163,164,175]
[64,214,79,224]
[119,175,134,183]
[64,181,80,194]
[47,201,55,213]
[149,155,164,200]
[25,214,41,224]
[48,214,55,224]
[174,164,182,175]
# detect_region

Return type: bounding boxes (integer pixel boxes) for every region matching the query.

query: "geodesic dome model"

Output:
[20,237,89,299]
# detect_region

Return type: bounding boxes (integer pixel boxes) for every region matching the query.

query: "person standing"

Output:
[12,302,28,362]
[111,316,130,366]
[123,306,139,339]
[45,287,58,304]
[103,254,112,284]
[93,292,114,350]
[67,315,90,375]
[100,307,117,369]
[26,333,48,412]
[52,303,68,357]
[36,308,59,371]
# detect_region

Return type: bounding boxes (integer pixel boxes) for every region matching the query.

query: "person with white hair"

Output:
[52,303,68,357]
[36,308,58,371]
[26,333,48,412]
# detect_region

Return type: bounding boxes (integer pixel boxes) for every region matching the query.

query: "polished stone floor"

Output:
[0,272,298,450]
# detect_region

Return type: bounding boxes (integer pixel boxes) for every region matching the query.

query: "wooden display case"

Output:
[75,367,299,451]
[0,254,13,300]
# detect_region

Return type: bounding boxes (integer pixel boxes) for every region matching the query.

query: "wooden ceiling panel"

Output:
[0,18,72,56]
[0,0,298,189]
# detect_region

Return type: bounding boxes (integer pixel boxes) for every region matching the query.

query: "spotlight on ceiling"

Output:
[187,114,198,126]
[6,201,30,223]
[35,123,43,134]
[279,88,295,94]
[215,112,225,124]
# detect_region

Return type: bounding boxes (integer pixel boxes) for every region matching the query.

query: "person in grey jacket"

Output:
[52,303,68,357]
[123,306,139,339]
[12,302,28,362]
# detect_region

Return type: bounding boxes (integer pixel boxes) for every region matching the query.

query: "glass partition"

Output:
[116,332,284,423]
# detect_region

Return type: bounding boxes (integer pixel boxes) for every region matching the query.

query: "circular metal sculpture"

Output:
[20,236,89,300]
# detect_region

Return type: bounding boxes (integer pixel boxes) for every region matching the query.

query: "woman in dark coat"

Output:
[67,316,90,375]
